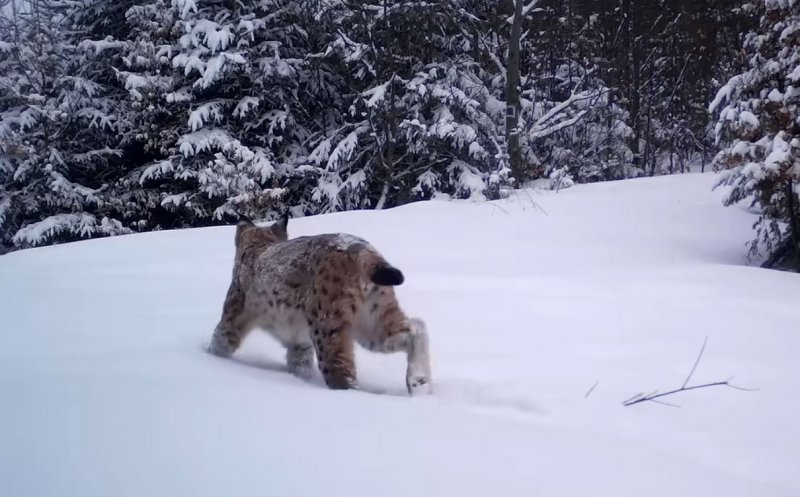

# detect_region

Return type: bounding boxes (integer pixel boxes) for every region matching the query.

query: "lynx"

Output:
[208,216,433,395]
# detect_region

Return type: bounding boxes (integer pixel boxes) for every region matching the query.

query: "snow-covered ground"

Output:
[1,173,799,497]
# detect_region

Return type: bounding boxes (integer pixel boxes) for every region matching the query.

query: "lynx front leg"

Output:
[286,344,315,379]
[208,284,251,358]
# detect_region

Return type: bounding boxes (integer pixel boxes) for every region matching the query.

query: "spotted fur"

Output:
[208,217,432,395]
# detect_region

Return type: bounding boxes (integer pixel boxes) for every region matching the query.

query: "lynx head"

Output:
[234,214,289,252]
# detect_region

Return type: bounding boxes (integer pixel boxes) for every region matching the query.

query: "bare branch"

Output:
[623,392,644,404]
[623,338,757,408]
[682,335,707,389]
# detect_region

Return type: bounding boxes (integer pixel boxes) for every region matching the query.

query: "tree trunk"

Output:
[506,0,525,186]
[788,179,799,254]
[701,149,707,173]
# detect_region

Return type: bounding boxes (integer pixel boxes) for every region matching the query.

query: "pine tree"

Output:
[0,0,131,249]
[137,0,301,223]
[710,0,800,270]
[0,0,761,252]
[304,0,511,211]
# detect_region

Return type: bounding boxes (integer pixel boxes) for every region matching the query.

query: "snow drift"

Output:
[1,173,798,497]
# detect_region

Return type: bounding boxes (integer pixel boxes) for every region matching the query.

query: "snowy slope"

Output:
[1,173,799,497]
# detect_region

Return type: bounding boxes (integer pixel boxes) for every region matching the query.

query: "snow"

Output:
[1,173,799,497]
[173,0,198,20]
[448,160,486,199]
[10,213,132,247]
[140,160,175,184]
[768,88,784,102]
[0,196,10,225]
[739,110,760,128]
[412,170,440,195]
[187,100,224,131]
[363,82,388,108]
[192,19,234,53]
[765,132,791,171]
[308,137,332,165]
[78,37,124,54]
[326,125,367,170]
[789,64,800,83]
[177,127,236,156]
[709,75,741,113]
[233,96,259,118]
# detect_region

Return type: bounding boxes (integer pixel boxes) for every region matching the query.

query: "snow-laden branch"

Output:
[529,110,588,139]
[484,42,507,80]
[521,0,543,17]
[534,90,595,128]
[526,89,604,140]
[507,0,544,24]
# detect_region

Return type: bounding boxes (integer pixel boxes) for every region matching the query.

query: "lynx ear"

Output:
[237,214,255,228]
[272,211,289,239]
[275,212,289,231]
[235,218,255,247]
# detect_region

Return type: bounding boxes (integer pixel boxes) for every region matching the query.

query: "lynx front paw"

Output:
[207,336,234,358]
[324,373,358,391]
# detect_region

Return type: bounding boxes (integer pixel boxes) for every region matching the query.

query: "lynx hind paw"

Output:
[405,318,432,396]
[406,372,433,396]
[289,362,316,380]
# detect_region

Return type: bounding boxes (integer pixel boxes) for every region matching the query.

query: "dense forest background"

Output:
[0,0,798,269]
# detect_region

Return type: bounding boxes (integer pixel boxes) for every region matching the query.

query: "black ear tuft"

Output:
[235,218,255,247]
[275,211,289,231]
[237,215,255,227]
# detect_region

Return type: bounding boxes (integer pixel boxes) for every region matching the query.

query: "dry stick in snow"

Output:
[585,381,599,398]
[622,337,758,407]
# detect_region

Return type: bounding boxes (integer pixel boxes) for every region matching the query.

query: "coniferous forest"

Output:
[0,0,798,269]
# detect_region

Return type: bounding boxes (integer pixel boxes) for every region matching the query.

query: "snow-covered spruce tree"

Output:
[0,0,131,250]
[710,0,800,270]
[129,0,316,225]
[304,0,510,211]
[113,0,190,230]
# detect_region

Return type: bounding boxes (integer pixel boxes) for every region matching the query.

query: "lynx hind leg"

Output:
[208,285,251,358]
[365,304,433,396]
[286,344,315,379]
[405,318,433,396]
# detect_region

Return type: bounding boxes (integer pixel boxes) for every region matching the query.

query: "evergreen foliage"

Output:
[0,0,770,263]
[711,0,800,270]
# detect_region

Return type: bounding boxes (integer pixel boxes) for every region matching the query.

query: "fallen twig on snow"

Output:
[622,337,758,407]
[584,380,599,398]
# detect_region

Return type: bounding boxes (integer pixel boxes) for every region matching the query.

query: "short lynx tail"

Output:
[371,264,404,286]
[358,245,404,286]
